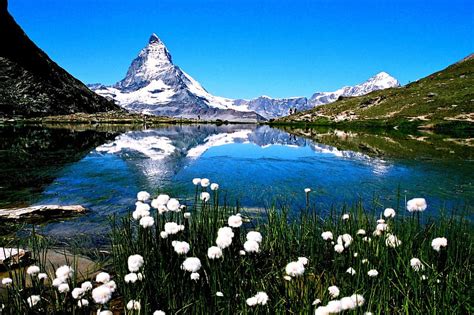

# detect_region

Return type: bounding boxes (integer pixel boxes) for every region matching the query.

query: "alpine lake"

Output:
[1,123,472,245]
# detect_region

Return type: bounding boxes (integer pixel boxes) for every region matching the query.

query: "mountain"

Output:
[90,34,398,121]
[275,54,474,129]
[0,0,119,117]
[90,34,264,122]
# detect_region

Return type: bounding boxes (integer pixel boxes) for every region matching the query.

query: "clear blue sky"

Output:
[9,0,474,99]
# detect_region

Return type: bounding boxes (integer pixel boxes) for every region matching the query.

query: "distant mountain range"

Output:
[90,34,400,121]
[0,0,119,117]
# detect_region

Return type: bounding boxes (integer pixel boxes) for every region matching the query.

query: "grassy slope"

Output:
[275,55,474,130]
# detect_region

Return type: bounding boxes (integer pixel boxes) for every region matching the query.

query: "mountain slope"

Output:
[0,0,119,117]
[91,34,264,122]
[276,55,474,128]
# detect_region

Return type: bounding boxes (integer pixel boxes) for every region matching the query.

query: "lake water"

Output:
[0,124,472,242]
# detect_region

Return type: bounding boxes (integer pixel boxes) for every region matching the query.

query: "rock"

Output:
[0,205,86,221]
[427,92,438,97]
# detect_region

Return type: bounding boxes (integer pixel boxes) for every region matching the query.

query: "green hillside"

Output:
[275,54,474,131]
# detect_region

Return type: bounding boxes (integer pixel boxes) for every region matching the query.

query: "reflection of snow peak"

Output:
[96,132,176,160]
[186,130,253,158]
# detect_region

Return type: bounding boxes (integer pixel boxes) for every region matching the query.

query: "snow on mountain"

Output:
[89,33,399,121]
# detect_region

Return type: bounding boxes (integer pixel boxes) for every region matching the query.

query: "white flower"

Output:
[216,236,233,249]
[246,297,258,306]
[127,300,141,310]
[58,283,70,293]
[368,269,379,277]
[38,273,47,280]
[341,234,353,247]
[327,300,343,313]
[376,223,388,232]
[167,198,180,212]
[200,192,210,202]
[362,236,371,242]
[210,183,219,191]
[385,234,402,248]
[81,281,92,291]
[228,215,243,228]
[154,311,166,315]
[207,246,223,259]
[431,237,447,252]
[133,202,151,220]
[72,287,85,299]
[377,218,386,224]
[92,285,113,304]
[140,216,155,228]
[312,299,321,305]
[164,222,181,235]
[137,273,144,280]
[244,240,260,253]
[192,178,201,185]
[328,285,340,298]
[353,252,358,257]
[52,278,63,287]
[342,213,350,220]
[356,229,366,235]
[410,258,424,271]
[255,292,269,305]
[239,250,246,256]
[384,208,396,218]
[154,194,170,206]
[283,275,292,281]
[407,198,427,212]
[340,296,356,310]
[128,254,144,272]
[173,241,190,255]
[124,272,138,283]
[27,295,40,307]
[201,178,210,187]
[315,306,329,315]
[106,280,117,292]
[321,231,333,240]
[304,188,311,193]
[216,291,224,297]
[334,244,344,253]
[346,267,356,275]
[96,272,110,284]
[26,265,40,276]
[350,294,365,307]
[98,311,113,315]
[77,299,89,308]
[285,261,305,277]
[365,312,373,315]
[190,272,200,281]
[421,275,428,280]
[55,265,73,282]
[184,212,191,219]
[361,258,369,264]
[137,191,150,201]
[218,226,234,239]
[181,257,201,272]
[298,257,309,265]
[246,231,263,243]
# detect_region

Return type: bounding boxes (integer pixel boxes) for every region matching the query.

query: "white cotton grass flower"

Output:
[152,194,169,206]
[71,287,85,299]
[328,285,340,298]
[298,257,309,266]
[137,191,150,201]
[334,244,344,253]
[361,258,369,264]
[340,296,356,310]
[157,205,168,215]
[77,299,89,308]
[304,188,311,193]
[407,198,427,212]
[210,183,219,191]
[312,299,321,305]
[216,291,224,297]
[38,273,47,280]
[244,240,260,253]
[239,250,246,256]
[128,254,144,272]
[79,281,92,291]
[410,258,424,271]
[124,272,138,283]
[200,192,210,202]
[96,272,110,284]
[192,178,201,185]
[190,272,200,281]
[338,234,353,247]
[285,261,305,277]
[201,178,210,187]
[356,229,366,236]
[181,257,202,273]
[283,275,292,281]
[153,311,166,315]
[246,292,269,306]
[385,234,402,248]
[92,285,113,304]
[127,300,141,310]
[58,283,70,293]
[140,216,155,228]
[52,278,63,287]
[172,241,190,255]
[321,231,333,241]
[368,269,379,277]
[342,213,350,220]
[27,295,40,307]
[384,208,396,218]
[246,231,263,243]
[106,280,116,292]
[55,265,73,282]
[207,246,223,259]
[346,267,356,275]
[160,231,168,239]
[228,215,243,228]
[353,252,358,257]
[167,198,180,212]
[184,212,191,219]
[351,294,365,307]
[26,265,40,276]
[164,222,181,235]
[133,202,151,220]
[431,237,447,252]
[327,300,343,313]
[377,218,386,224]
[218,226,234,239]
[216,235,233,249]
[376,223,388,232]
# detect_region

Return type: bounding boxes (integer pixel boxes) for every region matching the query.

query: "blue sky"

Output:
[9,0,474,99]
